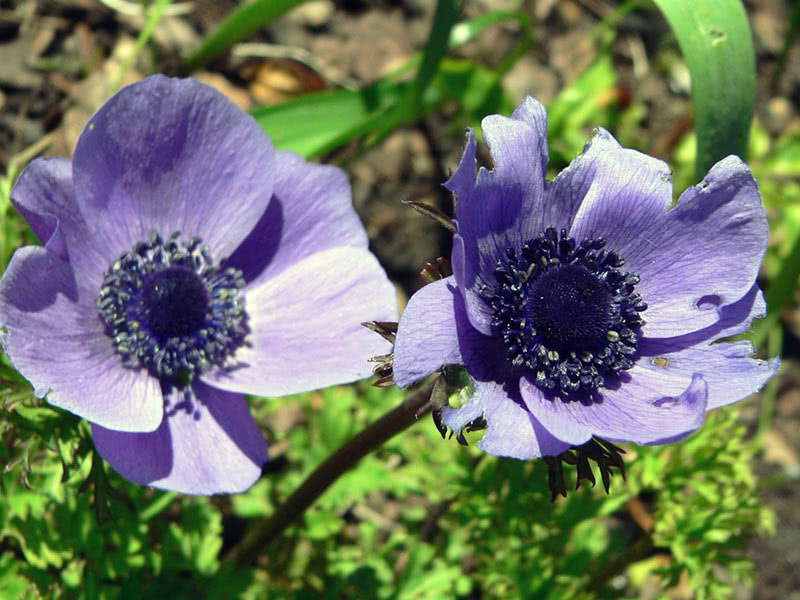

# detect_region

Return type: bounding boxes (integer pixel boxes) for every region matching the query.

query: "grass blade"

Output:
[653,0,755,181]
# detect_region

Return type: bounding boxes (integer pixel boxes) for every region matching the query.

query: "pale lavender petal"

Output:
[0,247,162,431]
[629,157,767,337]
[226,150,368,285]
[633,284,774,411]
[542,129,624,233]
[203,247,396,396]
[445,97,548,331]
[442,379,570,459]
[393,277,462,388]
[10,158,73,260]
[72,75,275,281]
[670,283,766,344]
[637,340,779,410]
[567,128,673,249]
[92,381,267,494]
[520,372,708,446]
[10,158,113,292]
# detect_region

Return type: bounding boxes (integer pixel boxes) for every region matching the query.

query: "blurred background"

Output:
[1,1,798,598]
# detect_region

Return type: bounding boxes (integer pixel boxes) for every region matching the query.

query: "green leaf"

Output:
[652,0,755,181]
[0,552,35,597]
[249,9,527,157]
[181,0,311,73]
[251,79,405,157]
[252,58,507,157]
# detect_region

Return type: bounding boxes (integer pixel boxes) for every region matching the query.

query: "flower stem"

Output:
[224,380,436,567]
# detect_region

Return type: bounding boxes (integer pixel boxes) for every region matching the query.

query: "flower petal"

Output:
[203,247,396,396]
[393,277,463,388]
[0,246,162,432]
[638,340,778,411]
[520,372,708,446]
[566,128,673,249]
[671,283,767,344]
[442,379,570,459]
[638,286,777,411]
[10,158,113,292]
[226,150,369,285]
[10,158,73,261]
[446,97,548,331]
[72,75,275,283]
[631,157,767,337]
[92,381,267,494]
[451,232,494,335]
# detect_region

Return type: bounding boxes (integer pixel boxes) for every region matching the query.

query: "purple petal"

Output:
[0,246,162,432]
[672,283,766,344]
[10,158,73,260]
[520,372,708,446]
[543,129,623,232]
[92,381,267,494]
[639,283,767,355]
[637,340,778,411]
[393,277,462,388]
[72,75,275,284]
[629,157,767,337]
[636,285,778,410]
[203,247,396,396]
[391,266,512,388]
[442,379,570,459]
[451,233,494,335]
[226,150,368,285]
[446,97,548,331]
[566,128,673,249]
[443,128,478,206]
[10,158,113,292]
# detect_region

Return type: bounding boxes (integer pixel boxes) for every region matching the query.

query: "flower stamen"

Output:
[97,231,249,382]
[483,227,647,396]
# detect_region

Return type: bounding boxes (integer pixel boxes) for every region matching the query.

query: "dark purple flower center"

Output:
[483,227,647,396]
[97,232,249,383]
[528,264,613,353]
[141,267,209,338]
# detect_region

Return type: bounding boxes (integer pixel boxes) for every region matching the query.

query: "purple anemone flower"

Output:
[0,75,396,494]
[393,96,778,459]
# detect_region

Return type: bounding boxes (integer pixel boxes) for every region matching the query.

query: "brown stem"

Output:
[224,380,436,567]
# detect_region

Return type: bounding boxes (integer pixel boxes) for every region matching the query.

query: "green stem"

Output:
[224,380,436,567]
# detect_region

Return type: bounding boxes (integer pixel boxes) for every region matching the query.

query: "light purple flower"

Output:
[0,75,396,494]
[393,96,778,459]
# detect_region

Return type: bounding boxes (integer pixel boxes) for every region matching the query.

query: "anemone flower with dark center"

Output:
[393,96,777,459]
[0,76,397,494]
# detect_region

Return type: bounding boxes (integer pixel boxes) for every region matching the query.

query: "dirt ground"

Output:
[1,0,798,597]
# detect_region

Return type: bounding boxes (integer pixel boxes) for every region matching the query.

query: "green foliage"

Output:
[628,410,775,599]
[0,380,773,599]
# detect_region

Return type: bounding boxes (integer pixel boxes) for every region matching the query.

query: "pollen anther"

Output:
[484,227,646,396]
[97,231,249,383]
